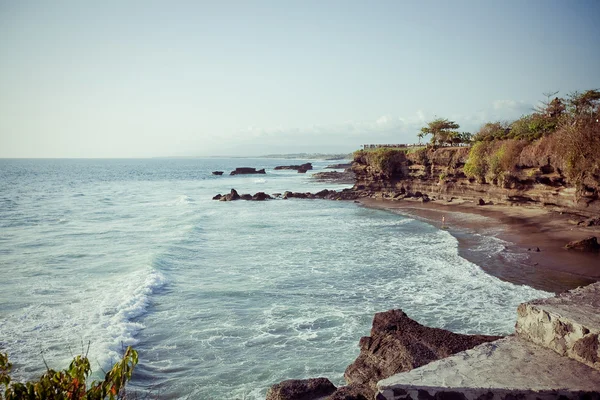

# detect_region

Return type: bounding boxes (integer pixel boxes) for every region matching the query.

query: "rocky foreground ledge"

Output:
[266,283,600,400]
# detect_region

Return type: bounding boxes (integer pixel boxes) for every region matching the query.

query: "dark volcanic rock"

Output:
[218,189,241,201]
[230,167,266,175]
[343,309,502,395]
[478,198,486,206]
[212,171,224,175]
[326,384,372,400]
[214,189,273,201]
[252,192,272,201]
[274,163,313,172]
[565,236,600,252]
[265,378,336,400]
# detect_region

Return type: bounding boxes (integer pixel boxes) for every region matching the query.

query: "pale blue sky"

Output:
[1,1,599,157]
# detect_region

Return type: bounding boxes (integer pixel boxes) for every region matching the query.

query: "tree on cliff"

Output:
[420,118,461,146]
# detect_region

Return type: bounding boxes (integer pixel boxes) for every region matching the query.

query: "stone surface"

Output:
[377,336,600,400]
[515,282,600,370]
[326,384,372,400]
[344,310,501,394]
[265,378,336,400]
[230,167,266,175]
[312,171,355,184]
[212,170,224,175]
[274,163,313,172]
[352,146,600,217]
[565,236,600,252]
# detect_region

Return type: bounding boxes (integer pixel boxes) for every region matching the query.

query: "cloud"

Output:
[492,99,533,115]
[218,100,539,156]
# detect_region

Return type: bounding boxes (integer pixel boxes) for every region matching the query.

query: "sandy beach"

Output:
[360,197,600,294]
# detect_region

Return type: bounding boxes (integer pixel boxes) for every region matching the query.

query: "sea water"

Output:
[0,158,551,399]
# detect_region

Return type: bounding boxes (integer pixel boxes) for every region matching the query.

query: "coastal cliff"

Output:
[352,145,600,217]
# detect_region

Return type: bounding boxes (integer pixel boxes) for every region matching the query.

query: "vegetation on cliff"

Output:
[0,347,138,400]
[465,89,600,193]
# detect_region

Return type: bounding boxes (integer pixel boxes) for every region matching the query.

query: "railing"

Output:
[362,143,471,149]
[361,144,422,149]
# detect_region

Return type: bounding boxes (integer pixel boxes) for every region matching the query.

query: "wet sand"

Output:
[359,197,600,294]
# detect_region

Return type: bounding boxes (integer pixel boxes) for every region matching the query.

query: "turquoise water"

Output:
[0,158,550,399]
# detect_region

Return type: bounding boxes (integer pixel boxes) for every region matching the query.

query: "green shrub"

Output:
[355,148,407,174]
[0,347,138,400]
[464,142,491,182]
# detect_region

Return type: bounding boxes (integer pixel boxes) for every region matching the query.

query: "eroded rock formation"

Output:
[230,167,266,175]
[343,310,502,396]
[266,310,501,400]
[352,147,600,216]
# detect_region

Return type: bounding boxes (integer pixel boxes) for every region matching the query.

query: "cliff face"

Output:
[352,147,600,217]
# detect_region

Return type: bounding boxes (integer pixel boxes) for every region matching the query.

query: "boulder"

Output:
[314,189,331,198]
[478,198,486,206]
[230,167,266,175]
[343,310,502,395]
[565,236,600,252]
[326,384,372,400]
[212,194,222,200]
[240,194,252,200]
[274,163,313,172]
[212,171,224,175]
[252,192,272,201]
[265,378,336,400]
[219,189,241,201]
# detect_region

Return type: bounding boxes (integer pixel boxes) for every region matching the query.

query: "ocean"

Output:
[0,158,551,399]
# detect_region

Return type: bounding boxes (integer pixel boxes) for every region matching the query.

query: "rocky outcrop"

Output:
[213,188,364,202]
[212,171,224,175]
[213,189,272,201]
[275,163,313,173]
[283,189,361,201]
[343,310,501,396]
[565,236,600,252]
[265,378,336,400]
[230,167,266,175]
[266,310,501,400]
[379,282,600,399]
[312,171,355,184]
[326,163,352,169]
[352,147,600,217]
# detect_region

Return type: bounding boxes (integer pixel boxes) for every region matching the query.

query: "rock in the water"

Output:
[274,163,313,172]
[230,167,266,175]
[212,194,222,200]
[212,171,224,175]
[343,309,502,395]
[240,194,252,200]
[265,378,336,400]
[565,236,600,252]
[252,192,272,201]
[219,189,241,201]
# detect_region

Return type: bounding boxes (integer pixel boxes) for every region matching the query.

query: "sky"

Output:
[0,1,599,158]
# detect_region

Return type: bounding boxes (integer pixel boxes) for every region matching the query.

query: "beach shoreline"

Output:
[359,197,600,294]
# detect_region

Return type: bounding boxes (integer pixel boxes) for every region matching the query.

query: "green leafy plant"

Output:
[0,347,138,400]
